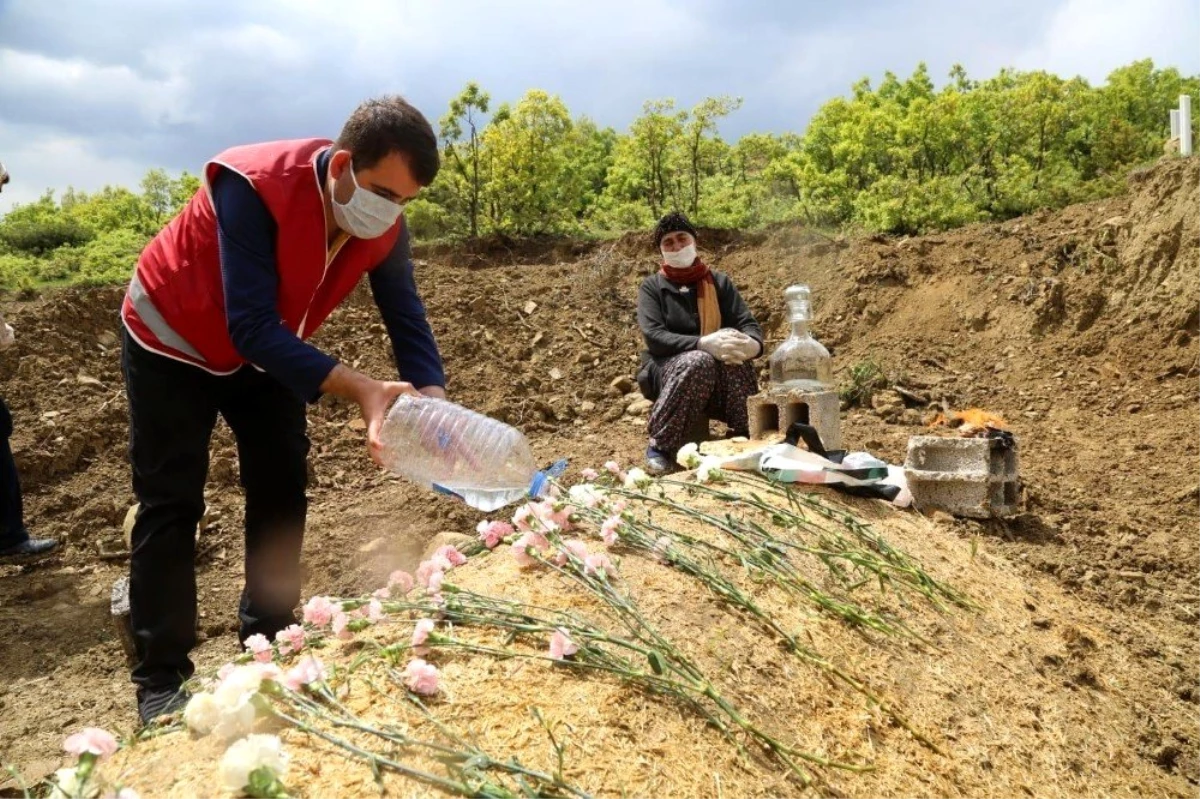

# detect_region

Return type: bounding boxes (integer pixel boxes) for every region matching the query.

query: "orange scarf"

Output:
[661,259,720,336]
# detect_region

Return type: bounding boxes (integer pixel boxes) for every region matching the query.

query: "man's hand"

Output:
[0,322,14,352]
[320,364,420,466]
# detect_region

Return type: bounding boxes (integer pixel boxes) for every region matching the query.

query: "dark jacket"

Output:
[635,270,763,400]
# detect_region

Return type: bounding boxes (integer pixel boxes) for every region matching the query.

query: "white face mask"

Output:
[662,243,697,269]
[330,164,404,239]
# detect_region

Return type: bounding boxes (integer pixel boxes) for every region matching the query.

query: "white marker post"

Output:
[1180,95,1193,157]
[1170,109,1181,140]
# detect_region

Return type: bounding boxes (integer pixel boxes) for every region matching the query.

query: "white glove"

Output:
[725,332,760,364]
[0,323,14,351]
[698,330,742,362]
[701,329,758,365]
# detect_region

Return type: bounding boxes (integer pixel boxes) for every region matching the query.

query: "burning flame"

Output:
[929,408,1008,438]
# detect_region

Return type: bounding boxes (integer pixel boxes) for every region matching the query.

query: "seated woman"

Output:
[635,212,763,474]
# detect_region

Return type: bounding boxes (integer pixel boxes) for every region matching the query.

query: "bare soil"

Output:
[0,156,1196,794]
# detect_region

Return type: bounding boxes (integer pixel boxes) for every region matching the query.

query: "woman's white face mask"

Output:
[662,243,697,269]
[331,164,404,239]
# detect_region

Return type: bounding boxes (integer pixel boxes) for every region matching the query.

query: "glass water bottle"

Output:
[768,284,832,391]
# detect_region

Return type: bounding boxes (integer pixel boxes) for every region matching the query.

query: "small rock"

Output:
[928,510,956,525]
[523,300,538,315]
[421,532,474,562]
[531,331,546,348]
[359,537,386,554]
[1117,570,1147,583]
[549,368,563,381]
[97,331,119,348]
[578,401,597,415]
[1156,744,1181,770]
[610,376,635,395]
[964,310,990,332]
[1173,485,1199,502]
[76,374,105,389]
[1127,403,1143,414]
[1032,618,1052,629]
[626,398,653,416]
[348,418,367,431]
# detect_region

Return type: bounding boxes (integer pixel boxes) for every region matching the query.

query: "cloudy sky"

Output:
[1,0,1197,212]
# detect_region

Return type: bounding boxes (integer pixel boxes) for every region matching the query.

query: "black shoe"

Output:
[645,446,674,475]
[0,537,59,561]
[137,685,189,726]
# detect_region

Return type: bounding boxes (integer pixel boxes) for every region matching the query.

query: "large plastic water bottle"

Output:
[378,395,559,512]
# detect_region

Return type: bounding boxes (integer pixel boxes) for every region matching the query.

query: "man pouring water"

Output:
[120,96,449,724]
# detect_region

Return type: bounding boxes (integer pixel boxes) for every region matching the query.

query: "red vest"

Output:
[121,138,400,373]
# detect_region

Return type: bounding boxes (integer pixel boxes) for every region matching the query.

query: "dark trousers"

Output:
[648,351,758,454]
[122,331,310,691]
[0,396,27,549]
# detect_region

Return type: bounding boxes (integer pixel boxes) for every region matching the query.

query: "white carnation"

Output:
[623,467,652,490]
[183,691,221,736]
[219,734,288,793]
[675,442,702,469]
[696,457,726,484]
[51,767,99,796]
[567,483,607,509]
[212,694,258,742]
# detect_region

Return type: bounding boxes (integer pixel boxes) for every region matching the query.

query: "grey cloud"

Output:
[1,0,1197,211]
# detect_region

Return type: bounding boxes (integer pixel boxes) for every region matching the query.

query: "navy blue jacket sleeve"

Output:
[212,167,339,403]
[368,224,446,389]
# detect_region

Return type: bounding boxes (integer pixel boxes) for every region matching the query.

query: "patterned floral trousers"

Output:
[648,351,758,454]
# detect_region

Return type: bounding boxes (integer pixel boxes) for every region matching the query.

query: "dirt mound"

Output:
[100,479,1193,797]
[0,156,1196,792]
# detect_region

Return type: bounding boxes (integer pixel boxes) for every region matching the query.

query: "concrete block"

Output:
[904,435,1020,518]
[748,389,841,450]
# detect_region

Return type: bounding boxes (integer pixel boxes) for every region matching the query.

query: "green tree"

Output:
[480,90,585,234]
[440,82,491,238]
[682,96,742,216]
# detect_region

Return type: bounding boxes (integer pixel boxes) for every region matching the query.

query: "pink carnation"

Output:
[476,520,514,549]
[600,516,622,547]
[367,599,385,622]
[250,661,283,683]
[332,611,353,640]
[412,618,435,653]
[533,500,576,533]
[554,539,590,566]
[581,468,599,481]
[416,558,449,589]
[274,624,306,657]
[427,569,445,595]
[434,544,467,567]
[584,552,614,578]
[283,655,326,692]
[603,461,621,475]
[372,587,390,599]
[217,662,236,682]
[608,499,628,515]
[512,503,538,531]
[510,533,541,567]
[243,633,273,663]
[303,596,337,627]
[403,658,440,696]
[387,569,415,595]
[63,727,118,760]
[548,628,579,660]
